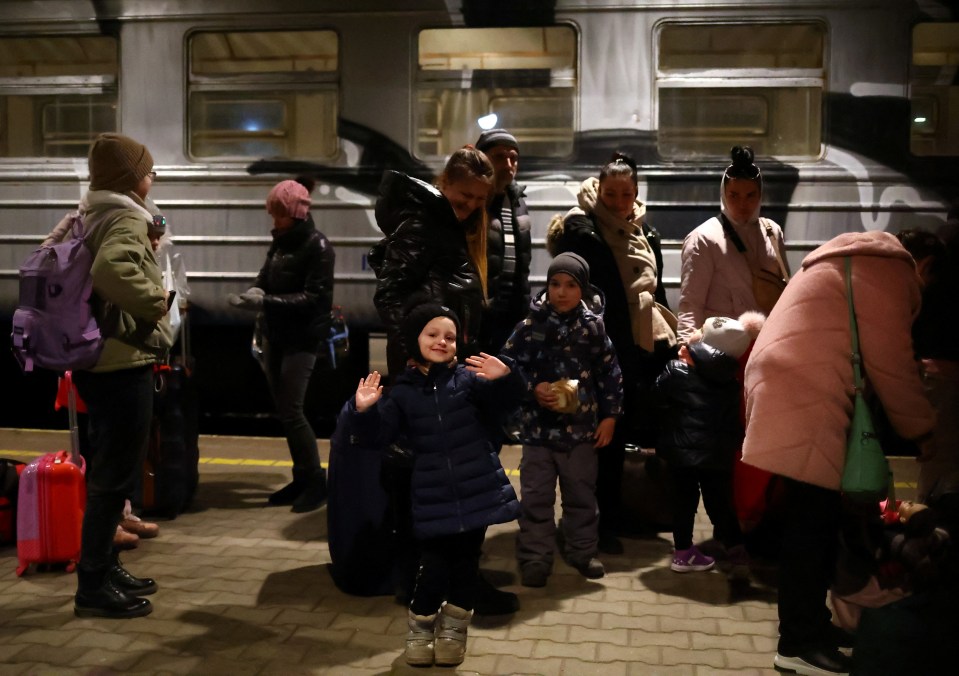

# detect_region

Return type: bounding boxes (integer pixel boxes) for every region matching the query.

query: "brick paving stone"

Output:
[689,631,755,651]
[661,645,727,668]
[65,629,135,651]
[494,655,566,675]
[505,622,570,642]
[330,610,395,633]
[715,618,769,636]
[659,616,721,634]
[533,638,600,660]
[596,642,661,663]
[568,625,629,646]
[628,664,696,676]
[627,629,689,649]
[470,635,536,657]
[605,613,659,631]
[723,648,777,670]
[0,432,799,675]
[531,610,603,628]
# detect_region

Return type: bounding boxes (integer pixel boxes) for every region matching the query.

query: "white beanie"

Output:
[700,316,752,359]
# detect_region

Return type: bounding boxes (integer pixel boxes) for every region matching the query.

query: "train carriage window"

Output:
[188,30,338,160]
[911,23,959,157]
[416,26,576,158]
[656,23,824,159]
[0,36,117,158]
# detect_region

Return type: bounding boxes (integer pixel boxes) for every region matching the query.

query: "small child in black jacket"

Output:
[655,315,756,576]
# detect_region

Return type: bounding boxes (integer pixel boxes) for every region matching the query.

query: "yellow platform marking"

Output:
[8,448,924,484]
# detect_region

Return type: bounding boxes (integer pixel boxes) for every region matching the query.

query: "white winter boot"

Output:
[405,610,436,666]
[434,602,472,667]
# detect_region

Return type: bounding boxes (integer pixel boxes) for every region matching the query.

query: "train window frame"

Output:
[186,28,340,162]
[413,24,578,161]
[0,34,118,160]
[654,21,826,161]
[910,22,959,157]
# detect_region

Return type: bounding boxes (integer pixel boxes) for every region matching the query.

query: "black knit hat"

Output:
[547,252,590,290]
[475,128,519,153]
[400,302,461,362]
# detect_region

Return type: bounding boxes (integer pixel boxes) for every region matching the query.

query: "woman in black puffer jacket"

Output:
[230,178,334,513]
[370,147,494,377]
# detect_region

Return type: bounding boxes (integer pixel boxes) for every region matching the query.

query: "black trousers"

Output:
[669,465,742,551]
[73,365,154,577]
[777,478,842,654]
[409,527,486,616]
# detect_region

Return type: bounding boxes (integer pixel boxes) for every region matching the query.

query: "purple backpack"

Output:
[11,214,103,373]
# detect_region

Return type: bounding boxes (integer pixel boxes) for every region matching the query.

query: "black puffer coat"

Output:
[345,361,523,540]
[654,341,742,471]
[371,171,485,364]
[254,215,335,352]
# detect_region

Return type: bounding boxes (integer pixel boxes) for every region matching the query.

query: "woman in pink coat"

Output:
[741,231,935,676]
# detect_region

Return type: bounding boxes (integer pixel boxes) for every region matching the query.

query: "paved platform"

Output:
[0,429,920,675]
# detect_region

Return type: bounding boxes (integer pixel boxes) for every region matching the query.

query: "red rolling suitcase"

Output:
[16,372,86,576]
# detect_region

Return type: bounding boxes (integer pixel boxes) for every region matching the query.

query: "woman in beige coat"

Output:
[741,231,935,675]
[678,146,788,341]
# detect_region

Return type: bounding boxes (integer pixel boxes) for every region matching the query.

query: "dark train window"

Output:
[911,23,959,157]
[416,26,576,158]
[656,23,825,159]
[0,35,117,158]
[188,30,338,160]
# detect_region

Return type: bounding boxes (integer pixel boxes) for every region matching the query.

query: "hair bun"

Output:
[730,145,754,168]
[610,151,637,171]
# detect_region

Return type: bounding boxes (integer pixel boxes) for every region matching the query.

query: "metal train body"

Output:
[1,0,956,427]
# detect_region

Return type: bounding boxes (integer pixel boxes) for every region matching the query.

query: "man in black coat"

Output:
[476,128,533,354]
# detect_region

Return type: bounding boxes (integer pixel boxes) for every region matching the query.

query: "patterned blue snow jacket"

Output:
[343,361,523,540]
[500,287,624,449]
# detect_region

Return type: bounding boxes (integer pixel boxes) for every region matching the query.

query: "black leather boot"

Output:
[268,480,305,506]
[291,471,328,513]
[75,567,152,619]
[109,562,157,596]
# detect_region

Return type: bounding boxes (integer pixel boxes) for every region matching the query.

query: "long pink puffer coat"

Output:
[742,231,935,490]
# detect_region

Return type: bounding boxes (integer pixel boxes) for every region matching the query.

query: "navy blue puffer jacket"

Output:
[345,361,523,539]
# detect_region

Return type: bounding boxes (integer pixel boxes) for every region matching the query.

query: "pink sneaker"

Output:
[670,546,715,573]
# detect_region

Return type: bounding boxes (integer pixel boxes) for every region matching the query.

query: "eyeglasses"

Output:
[148,171,157,179]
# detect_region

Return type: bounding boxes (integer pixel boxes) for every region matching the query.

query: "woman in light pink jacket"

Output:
[741,231,935,675]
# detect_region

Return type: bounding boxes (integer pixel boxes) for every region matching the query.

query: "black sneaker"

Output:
[774,646,853,675]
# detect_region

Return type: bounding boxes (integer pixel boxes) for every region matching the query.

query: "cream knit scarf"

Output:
[574,177,677,351]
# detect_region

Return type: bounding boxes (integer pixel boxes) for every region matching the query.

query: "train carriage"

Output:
[1,0,956,431]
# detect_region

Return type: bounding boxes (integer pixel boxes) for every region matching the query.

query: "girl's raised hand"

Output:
[355,371,383,412]
[465,352,510,380]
